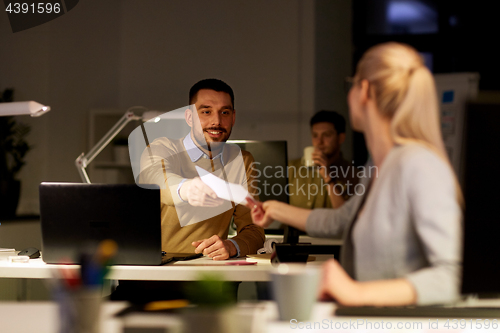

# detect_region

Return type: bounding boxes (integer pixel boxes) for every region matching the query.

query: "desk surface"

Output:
[0,252,332,281]
[0,235,339,281]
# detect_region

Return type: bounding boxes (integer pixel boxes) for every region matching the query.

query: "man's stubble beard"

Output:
[322,141,341,161]
[193,127,233,152]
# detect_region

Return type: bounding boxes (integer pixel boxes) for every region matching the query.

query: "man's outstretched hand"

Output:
[179,177,224,207]
[192,235,237,260]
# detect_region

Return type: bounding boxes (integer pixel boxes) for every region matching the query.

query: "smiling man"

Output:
[138,79,265,260]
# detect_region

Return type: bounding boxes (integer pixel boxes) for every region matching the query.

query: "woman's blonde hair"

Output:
[355,42,463,204]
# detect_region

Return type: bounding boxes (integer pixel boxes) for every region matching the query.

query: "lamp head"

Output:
[0,101,51,117]
[141,111,163,122]
[142,110,185,123]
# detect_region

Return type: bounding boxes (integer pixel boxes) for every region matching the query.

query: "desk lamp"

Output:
[0,101,50,117]
[75,107,163,183]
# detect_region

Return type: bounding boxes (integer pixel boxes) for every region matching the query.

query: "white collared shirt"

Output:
[178,134,240,256]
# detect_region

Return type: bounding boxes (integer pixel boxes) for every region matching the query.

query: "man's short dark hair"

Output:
[310,110,346,134]
[189,78,235,108]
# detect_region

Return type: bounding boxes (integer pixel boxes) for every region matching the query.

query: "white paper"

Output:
[195,166,251,205]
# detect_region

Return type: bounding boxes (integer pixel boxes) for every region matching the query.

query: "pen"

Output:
[225,260,257,266]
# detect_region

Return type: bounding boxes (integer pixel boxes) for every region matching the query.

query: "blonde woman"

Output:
[249,42,462,306]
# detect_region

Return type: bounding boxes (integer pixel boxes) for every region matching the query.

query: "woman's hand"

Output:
[246,199,281,228]
[318,259,362,306]
[245,198,311,232]
[318,259,418,306]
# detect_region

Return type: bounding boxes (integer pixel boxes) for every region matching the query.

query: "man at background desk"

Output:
[138,78,264,260]
[288,111,358,209]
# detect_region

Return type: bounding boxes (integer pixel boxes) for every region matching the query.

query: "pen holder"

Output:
[57,286,102,333]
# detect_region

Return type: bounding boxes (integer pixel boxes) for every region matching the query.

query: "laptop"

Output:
[39,182,200,265]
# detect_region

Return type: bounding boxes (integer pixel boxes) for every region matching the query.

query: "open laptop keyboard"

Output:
[160,253,203,265]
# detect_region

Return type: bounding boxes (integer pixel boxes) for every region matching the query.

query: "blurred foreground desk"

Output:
[1,300,494,333]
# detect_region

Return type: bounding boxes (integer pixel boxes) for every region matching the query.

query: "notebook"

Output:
[39,182,196,265]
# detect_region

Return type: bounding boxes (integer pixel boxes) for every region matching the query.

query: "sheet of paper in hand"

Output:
[195,166,252,205]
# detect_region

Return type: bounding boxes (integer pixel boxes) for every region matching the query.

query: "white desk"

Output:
[0,255,270,281]
[0,235,338,282]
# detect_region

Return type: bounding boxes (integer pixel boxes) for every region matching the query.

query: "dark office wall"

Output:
[314,0,353,161]
[0,0,122,213]
[0,0,352,215]
[116,0,316,161]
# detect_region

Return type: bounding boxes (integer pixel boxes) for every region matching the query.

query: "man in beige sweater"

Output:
[138,78,265,260]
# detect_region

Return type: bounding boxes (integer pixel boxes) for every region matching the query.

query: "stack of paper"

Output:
[195,166,253,205]
[246,253,273,264]
[0,248,15,252]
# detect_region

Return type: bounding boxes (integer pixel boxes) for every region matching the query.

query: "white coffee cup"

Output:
[270,264,320,322]
[303,146,315,167]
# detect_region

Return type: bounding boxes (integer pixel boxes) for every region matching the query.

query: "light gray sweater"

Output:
[306,144,462,305]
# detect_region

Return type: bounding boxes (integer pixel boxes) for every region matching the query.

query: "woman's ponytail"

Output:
[356,42,463,205]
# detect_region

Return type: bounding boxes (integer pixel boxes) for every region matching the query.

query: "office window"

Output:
[365,0,438,35]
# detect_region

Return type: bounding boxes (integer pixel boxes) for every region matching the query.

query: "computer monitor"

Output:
[228,140,300,242]
[461,102,500,295]
[228,140,289,204]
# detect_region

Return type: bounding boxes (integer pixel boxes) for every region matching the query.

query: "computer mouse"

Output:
[18,247,40,259]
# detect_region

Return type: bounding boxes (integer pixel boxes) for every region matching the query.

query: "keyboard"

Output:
[336,306,500,318]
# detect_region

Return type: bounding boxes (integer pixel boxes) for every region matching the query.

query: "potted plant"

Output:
[0,88,31,219]
[182,273,238,333]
